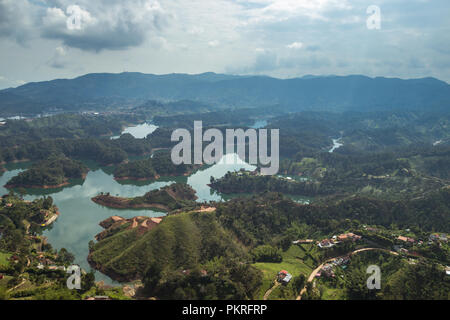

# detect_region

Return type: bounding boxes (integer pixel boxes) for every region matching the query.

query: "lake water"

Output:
[0,153,262,284]
[111,123,158,139]
[329,137,343,153]
[0,126,311,284]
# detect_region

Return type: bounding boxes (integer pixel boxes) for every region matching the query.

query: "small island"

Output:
[91,183,198,212]
[5,156,89,189]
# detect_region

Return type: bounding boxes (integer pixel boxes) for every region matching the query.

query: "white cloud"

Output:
[208,40,220,48]
[286,41,303,49]
[187,26,205,35]
[47,46,68,69]
[239,0,352,24]
[1,0,450,83]
[40,0,173,51]
[0,0,39,43]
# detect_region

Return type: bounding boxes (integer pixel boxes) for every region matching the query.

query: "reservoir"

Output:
[0,153,260,284]
[0,127,310,284]
[111,122,158,139]
[329,137,343,153]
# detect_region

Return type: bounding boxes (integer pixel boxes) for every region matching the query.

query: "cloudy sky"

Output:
[0,0,449,89]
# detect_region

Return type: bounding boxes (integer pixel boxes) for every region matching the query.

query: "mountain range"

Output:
[0,72,449,116]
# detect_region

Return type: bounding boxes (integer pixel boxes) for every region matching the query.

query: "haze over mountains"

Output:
[0,72,449,116]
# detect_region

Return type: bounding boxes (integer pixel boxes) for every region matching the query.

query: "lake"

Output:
[0,153,262,284]
[0,125,310,284]
[329,137,343,153]
[111,122,158,139]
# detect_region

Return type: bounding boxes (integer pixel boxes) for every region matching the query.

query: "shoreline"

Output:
[5,182,71,189]
[4,173,88,190]
[91,195,169,211]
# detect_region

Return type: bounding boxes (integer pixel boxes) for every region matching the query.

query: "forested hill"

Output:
[1,72,449,115]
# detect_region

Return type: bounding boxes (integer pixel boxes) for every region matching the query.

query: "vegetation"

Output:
[5,156,88,188]
[92,183,198,211]
[88,211,250,283]
[114,151,194,180]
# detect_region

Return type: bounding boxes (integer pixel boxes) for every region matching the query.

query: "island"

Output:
[113,151,195,181]
[91,183,198,212]
[209,170,321,196]
[5,156,89,189]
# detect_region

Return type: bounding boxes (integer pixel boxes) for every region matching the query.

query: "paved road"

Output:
[296,247,398,300]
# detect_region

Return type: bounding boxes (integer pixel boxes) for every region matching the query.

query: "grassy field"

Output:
[320,286,347,300]
[0,251,11,267]
[253,244,320,299]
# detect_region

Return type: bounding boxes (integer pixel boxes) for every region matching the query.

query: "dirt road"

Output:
[263,281,281,300]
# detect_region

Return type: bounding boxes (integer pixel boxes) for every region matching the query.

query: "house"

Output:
[429,234,439,241]
[338,233,362,242]
[318,239,335,248]
[293,239,314,244]
[397,236,415,243]
[48,265,66,271]
[332,257,350,267]
[321,264,335,278]
[428,233,446,242]
[278,270,292,284]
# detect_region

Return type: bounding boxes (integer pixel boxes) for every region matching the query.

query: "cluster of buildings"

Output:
[317,233,362,249]
[316,256,351,278]
[396,235,415,244]
[35,253,66,271]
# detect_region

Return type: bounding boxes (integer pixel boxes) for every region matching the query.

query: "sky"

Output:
[0,0,449,89]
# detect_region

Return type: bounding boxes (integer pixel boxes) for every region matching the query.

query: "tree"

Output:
[143,260,164,295]
[293,274,306,292]
[56,248,75,265]
[43,196,53,210]
[81,271,95,292]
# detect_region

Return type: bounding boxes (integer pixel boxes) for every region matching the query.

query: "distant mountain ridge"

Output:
[0,72,449,115]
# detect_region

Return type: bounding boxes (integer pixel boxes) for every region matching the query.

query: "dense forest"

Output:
[5,156,88,188]
[0,113,139,148]
[211,145,450,200]
[92,183,198,211]
[114,151,194,180]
